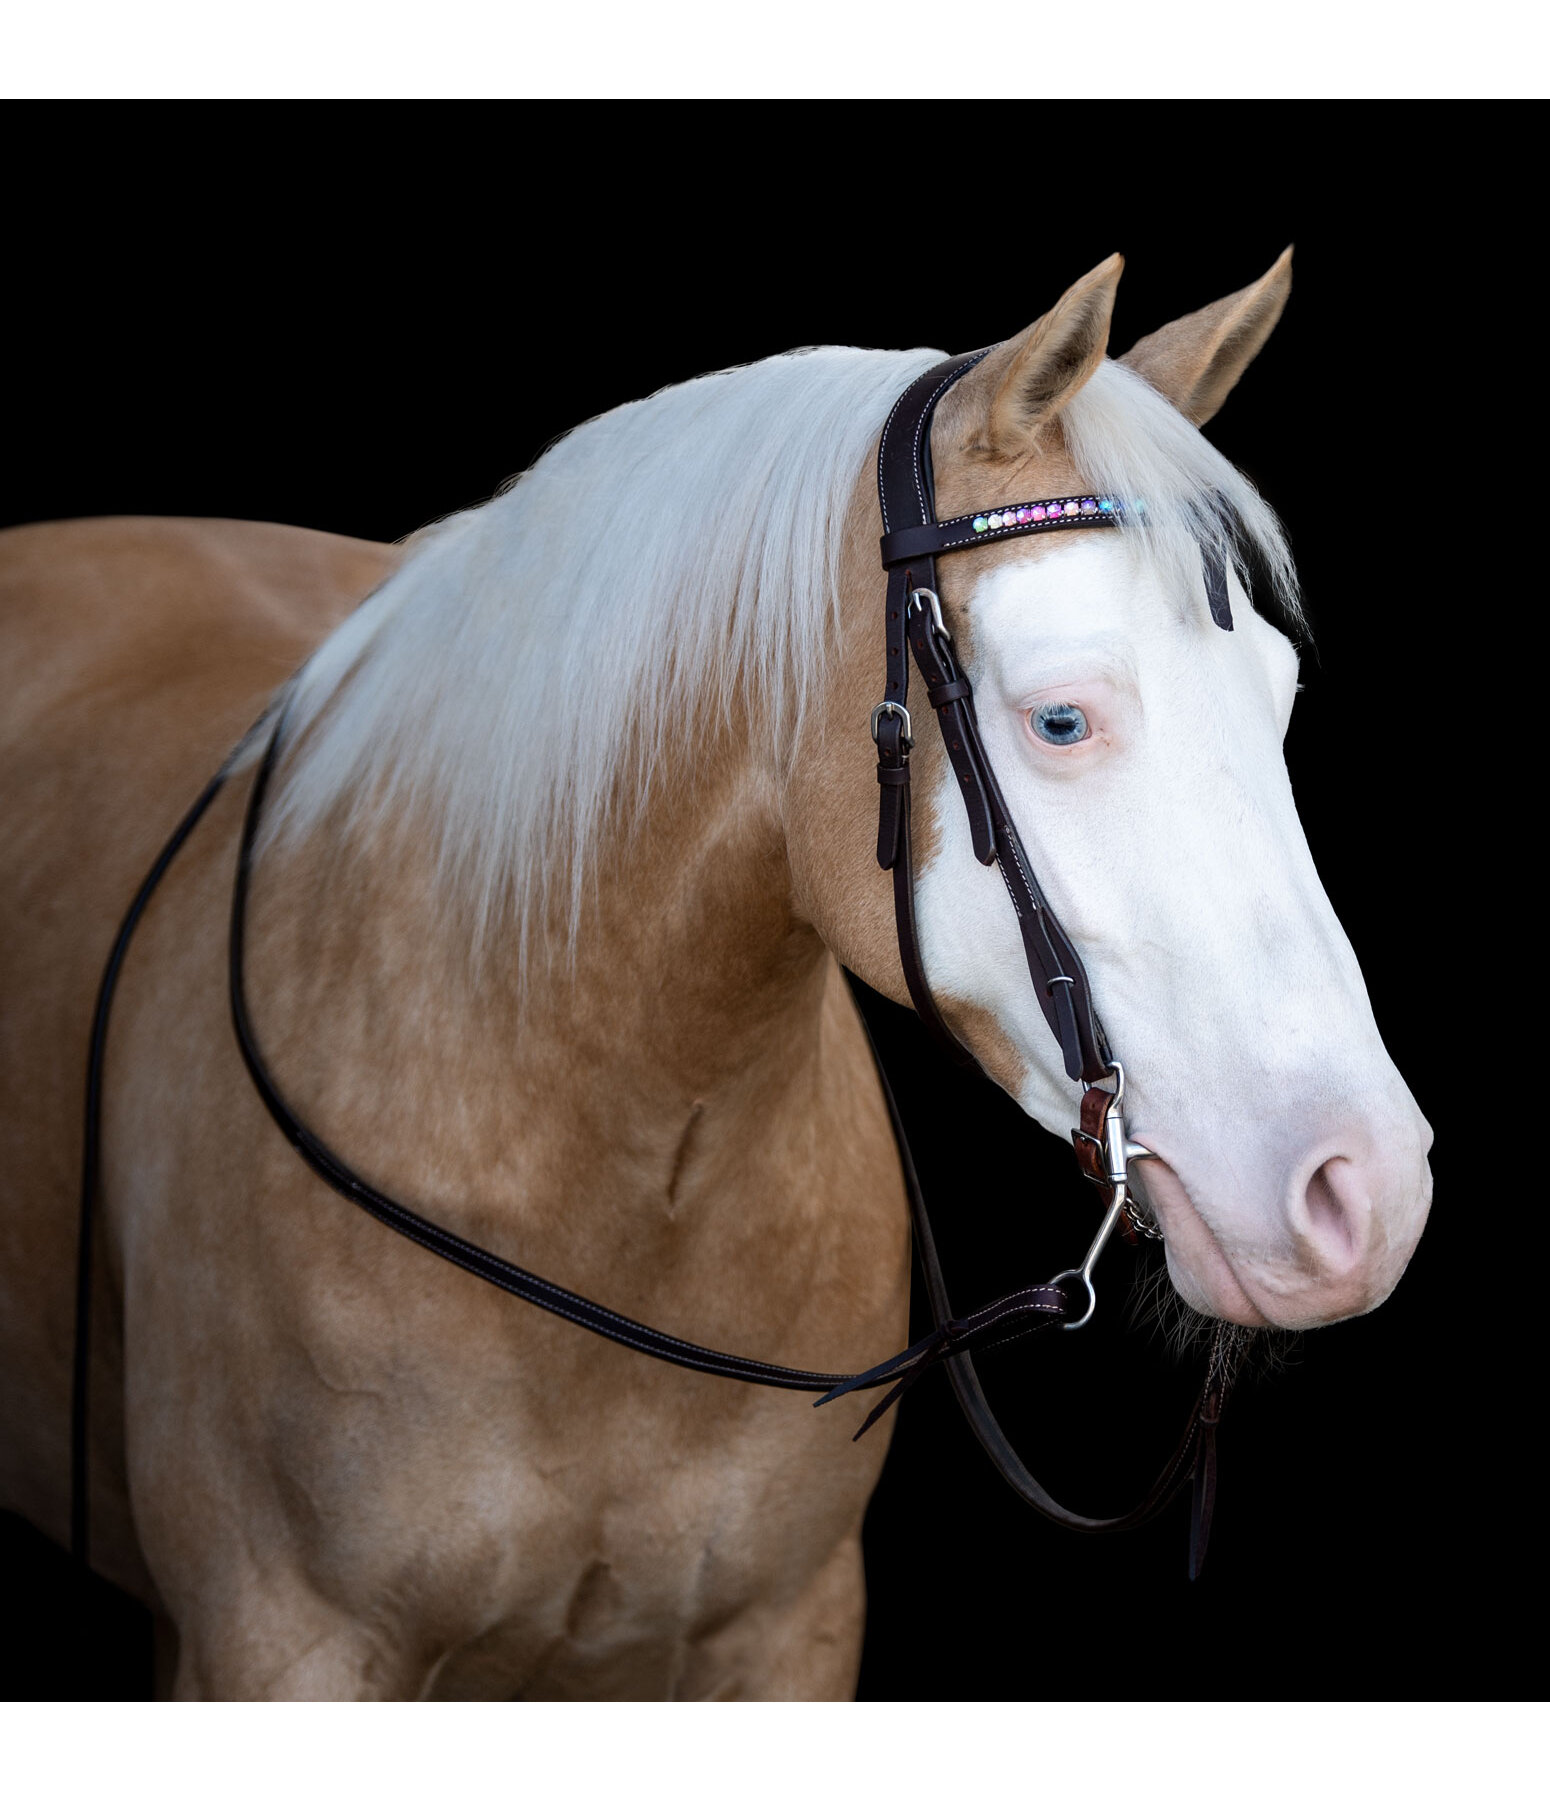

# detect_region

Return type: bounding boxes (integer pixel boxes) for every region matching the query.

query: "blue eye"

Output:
[1031,702,1090,745]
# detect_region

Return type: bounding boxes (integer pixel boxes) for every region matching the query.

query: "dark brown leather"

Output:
[846,1001,1231,1574]
[873,358,1117,1085]
[903,575,995,863]
[880,497,1125,567]
[872,569,983,1065]
[1203,539,1234,630]
[884,725,978,1064]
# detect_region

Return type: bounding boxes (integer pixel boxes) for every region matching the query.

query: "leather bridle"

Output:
[71,352,1239,1586]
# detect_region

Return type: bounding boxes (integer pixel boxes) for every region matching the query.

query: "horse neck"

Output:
[248,713,834,1241]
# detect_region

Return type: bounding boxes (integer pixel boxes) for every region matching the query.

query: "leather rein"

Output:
[71,352,1236,1582]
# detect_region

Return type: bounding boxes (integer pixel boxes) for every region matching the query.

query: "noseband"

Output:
[71,353,1237,1584]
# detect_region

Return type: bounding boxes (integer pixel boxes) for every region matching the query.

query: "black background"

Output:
[2,105,1528,1700]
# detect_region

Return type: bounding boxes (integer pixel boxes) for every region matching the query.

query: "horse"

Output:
[0,251,1433,1699]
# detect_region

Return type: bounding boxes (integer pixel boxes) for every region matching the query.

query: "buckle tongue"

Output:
[869,700,913,748]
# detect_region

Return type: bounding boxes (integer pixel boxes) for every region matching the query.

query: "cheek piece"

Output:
[872,348,1231,1084]
[70,352,1242,1591]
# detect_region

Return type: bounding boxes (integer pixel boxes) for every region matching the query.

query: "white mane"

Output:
[261,347,1297,962]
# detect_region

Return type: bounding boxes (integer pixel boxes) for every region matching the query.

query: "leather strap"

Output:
[843,998,1228,1575]
[873,358,1120,1085]
[880,496,1126,568]
[226,719,867,1396]
[875,697,972,1066]
[876,350,991,544]
[1071,1083,1117,1188]
[902,576,1107,1081]
[70,756,237,1568]
[1204,539,1234,630]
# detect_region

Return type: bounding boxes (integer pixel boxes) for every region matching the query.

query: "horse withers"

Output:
[0,253,1432,1698]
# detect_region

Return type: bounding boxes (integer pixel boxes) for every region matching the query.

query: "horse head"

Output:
[790,252,1432,1332]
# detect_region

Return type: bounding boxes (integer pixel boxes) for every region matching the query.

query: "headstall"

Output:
[71,352,1236,1582]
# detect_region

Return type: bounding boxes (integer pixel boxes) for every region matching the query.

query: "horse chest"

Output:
[412,1412,873,1700]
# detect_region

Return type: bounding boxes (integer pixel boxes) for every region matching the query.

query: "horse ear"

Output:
[976,253,1124,457]
[1119,247,1293,426]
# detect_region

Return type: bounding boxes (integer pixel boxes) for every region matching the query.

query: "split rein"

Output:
[72,352,1236,1581]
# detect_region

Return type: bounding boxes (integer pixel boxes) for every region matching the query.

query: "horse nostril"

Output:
[1300,1156,1365,1273]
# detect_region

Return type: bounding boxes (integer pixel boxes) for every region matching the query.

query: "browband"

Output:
[879,493,1126,567]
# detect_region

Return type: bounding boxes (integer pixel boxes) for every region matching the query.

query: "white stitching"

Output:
[931,497,1116,551]
[880,499,1121,565]
[876,380,916,532]
[878,355,993,534]
[962,1287,1069,1327]
[1001,831,1044,925]
[909,352,991,525]
[941,494,1107,527]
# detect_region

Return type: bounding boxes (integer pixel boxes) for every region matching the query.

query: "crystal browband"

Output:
[878,495,1127,569]
[971,495,1120,530]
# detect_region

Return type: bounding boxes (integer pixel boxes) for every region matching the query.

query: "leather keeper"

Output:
[1050,981,1083,1084]
[906,612,995,866]
[1071,1086,1113,1185]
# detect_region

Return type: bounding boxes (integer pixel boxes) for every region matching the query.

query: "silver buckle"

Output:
[907,587,951,643]
[869,701,914,748]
